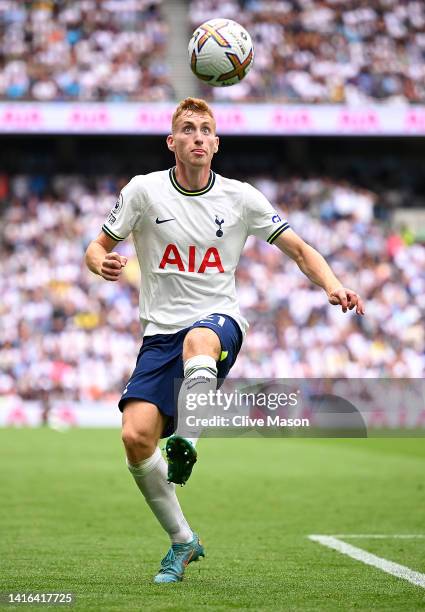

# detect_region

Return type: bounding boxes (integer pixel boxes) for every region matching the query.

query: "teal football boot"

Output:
[165,435,197,485]
[154,534,205,583]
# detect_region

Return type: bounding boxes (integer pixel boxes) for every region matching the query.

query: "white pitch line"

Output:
[309,535,425,589]
[332,535,425,539]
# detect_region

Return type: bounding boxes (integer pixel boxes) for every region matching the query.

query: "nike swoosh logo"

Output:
[156,217,175,224]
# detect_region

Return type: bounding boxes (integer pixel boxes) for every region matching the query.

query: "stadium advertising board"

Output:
[1,103,425,135]
[2,379,424,434]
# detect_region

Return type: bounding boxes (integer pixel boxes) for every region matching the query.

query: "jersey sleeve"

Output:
[243,182,290,244]
[102,176,146,241]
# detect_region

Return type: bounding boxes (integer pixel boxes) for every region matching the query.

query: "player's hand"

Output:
[327,287,365,315]
[100,252,127,281]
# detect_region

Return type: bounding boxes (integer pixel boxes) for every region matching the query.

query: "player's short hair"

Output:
[172,97,216,133]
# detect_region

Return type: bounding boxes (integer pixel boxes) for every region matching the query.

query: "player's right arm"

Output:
[86,176,146,281]
[85,231,128,281]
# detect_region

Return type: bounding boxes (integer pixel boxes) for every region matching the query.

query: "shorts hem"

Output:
[118,395,173,418]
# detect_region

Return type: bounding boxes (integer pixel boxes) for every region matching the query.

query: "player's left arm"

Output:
[273,228,365,315]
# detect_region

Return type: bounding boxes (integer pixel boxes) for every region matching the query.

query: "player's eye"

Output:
[201,127,211,134]
[183,126,193,133]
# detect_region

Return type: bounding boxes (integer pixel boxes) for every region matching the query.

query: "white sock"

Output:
[127,447,193,544]
[176,355,218,447]
[184,354,218,380]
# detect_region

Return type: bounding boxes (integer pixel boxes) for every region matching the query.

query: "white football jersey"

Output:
[102,168,290,336]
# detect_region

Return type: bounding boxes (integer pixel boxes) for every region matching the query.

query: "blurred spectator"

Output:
[190,0,425,103]
[0,0,174,101]
[0,172,424,405]
[2,0,424,103]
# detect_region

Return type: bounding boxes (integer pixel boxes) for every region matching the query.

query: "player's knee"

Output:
[121,425,156,457]
[183,328,220,361]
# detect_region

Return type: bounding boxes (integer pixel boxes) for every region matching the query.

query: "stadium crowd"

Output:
[0,0,174,101]
[190,0,425,103]
[0,173,423,406]
[1,0,424,103]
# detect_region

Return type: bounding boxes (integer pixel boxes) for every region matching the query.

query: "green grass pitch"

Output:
[1,429,424,611]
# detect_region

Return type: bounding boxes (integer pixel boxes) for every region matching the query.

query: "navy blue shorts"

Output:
[119,313,243,438]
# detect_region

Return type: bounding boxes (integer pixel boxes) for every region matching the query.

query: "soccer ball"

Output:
[188,19,254,87]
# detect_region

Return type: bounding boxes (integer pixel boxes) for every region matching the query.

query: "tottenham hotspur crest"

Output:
[215,215,224,237]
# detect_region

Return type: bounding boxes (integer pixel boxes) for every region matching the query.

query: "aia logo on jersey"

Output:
[159,244,224,273]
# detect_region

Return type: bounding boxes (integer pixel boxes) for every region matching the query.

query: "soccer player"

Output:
[85,97,365,583]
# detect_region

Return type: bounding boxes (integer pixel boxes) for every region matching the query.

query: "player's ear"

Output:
[166,134,175,152]
[213,136,219,154]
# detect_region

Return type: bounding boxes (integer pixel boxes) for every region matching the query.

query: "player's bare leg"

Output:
[183,326,221,362]
[166,327,220,485]
[122,400,165,463]
[122,400,204,582]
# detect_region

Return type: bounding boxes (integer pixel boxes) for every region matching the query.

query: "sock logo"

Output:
[215,215,224,237]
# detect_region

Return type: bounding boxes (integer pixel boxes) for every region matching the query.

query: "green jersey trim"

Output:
[102,224,124,241]
[267,222,290,244]
[169,167,215,196]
